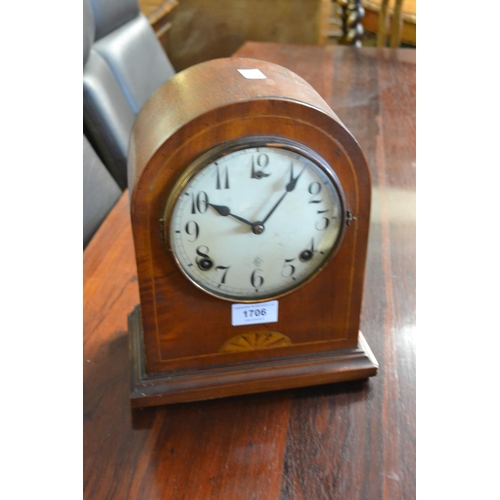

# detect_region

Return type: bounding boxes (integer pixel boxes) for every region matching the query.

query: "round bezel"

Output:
[163,136,347,302]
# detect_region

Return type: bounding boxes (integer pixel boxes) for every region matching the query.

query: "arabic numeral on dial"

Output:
[250,153,271,179]
[215,165,230,190]
[308,182,322,204]
[251,269,264,289]
[257,154,269,167]
[215,266,230,287]
[191,191,209,214]
[196,245,213,270]
[184,220,199,241]
[315,209,330,231]
[281,258,296,279]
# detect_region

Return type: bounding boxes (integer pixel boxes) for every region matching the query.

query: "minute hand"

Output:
[262,166,306,224]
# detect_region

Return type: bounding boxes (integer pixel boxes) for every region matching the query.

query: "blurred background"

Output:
[138,0,416,71]
[83,0,416,247]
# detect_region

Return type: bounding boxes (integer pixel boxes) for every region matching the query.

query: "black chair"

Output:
[83,0,176,189]
[83,135,121,248]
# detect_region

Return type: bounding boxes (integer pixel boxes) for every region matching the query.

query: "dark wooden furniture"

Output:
[155,0,332,71]
[84,42,415,499]
[338,0,365,46]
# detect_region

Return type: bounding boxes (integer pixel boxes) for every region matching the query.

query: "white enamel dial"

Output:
[166,139,346,302]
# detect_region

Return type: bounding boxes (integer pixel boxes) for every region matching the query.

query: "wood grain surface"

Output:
[83,42,415,499]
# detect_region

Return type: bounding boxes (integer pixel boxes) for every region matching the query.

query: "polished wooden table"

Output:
[84,42,415,499]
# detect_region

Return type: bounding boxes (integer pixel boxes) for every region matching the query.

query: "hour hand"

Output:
[286,164,306,192]
[208,203,253,226]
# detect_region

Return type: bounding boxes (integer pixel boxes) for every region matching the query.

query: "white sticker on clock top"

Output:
[231,301,278,326]
[237,68,267,80]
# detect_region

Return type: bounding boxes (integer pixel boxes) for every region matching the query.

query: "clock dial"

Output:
[165,139,346,301]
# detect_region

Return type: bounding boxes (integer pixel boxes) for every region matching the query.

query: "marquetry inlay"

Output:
[219,332,292,353]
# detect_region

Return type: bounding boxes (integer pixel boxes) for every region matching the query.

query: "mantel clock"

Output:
[127,58,378,407]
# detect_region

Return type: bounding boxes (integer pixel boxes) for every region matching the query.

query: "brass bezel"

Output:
[162,136,348,303]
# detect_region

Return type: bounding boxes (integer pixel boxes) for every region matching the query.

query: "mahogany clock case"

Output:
[127,57,378,406]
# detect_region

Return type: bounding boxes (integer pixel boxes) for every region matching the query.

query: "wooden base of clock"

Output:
[128,306,378,408]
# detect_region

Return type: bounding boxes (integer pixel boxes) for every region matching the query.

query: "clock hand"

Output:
[286,164,306,192]
[261,164,306,224]
[208,203,253,226]
[261,192,287,224]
